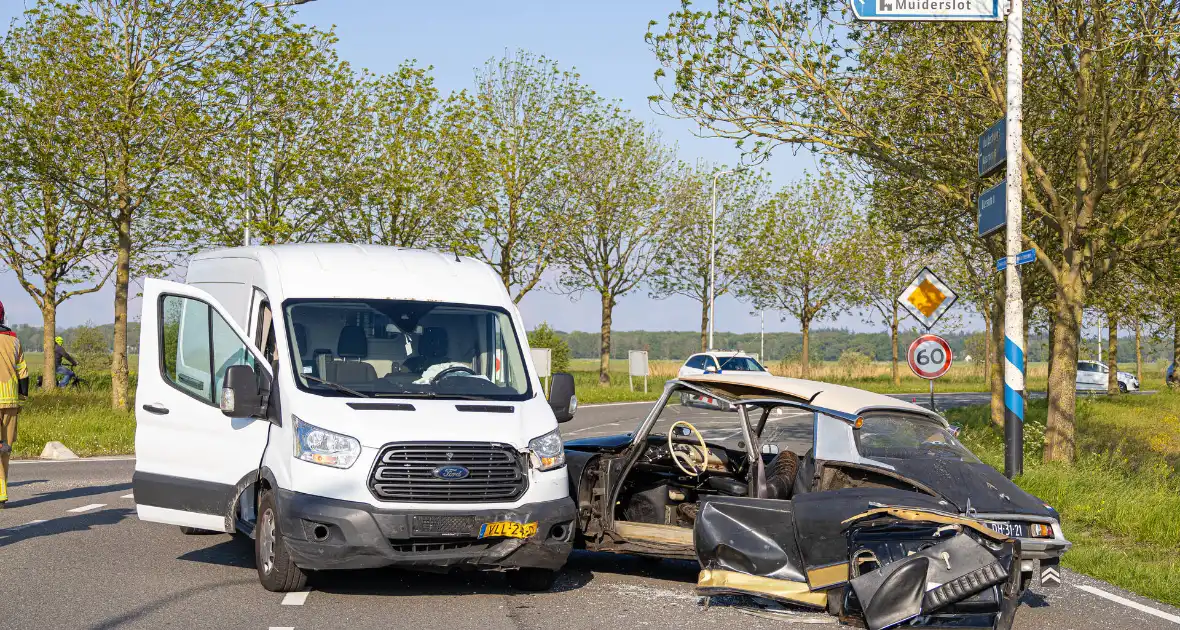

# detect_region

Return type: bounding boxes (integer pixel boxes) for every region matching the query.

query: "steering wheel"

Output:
[431,365,478,384]
[668,420,709,477]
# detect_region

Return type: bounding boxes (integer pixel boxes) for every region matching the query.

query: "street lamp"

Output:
[708,169,736,350]
[245,0,320,246]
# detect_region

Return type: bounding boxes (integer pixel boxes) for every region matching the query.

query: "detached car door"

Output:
[133,279,272,532]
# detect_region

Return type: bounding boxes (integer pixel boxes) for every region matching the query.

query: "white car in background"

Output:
[678,351,770,409]
[1075,360,1139,393]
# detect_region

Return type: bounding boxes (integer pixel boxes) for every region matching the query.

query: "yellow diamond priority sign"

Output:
[898,267,957,330]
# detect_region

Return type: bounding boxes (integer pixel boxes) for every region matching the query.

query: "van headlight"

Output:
[528,428,565,471]
[294,415,361,469]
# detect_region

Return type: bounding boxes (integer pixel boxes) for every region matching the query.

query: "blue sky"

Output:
[0,0,900,336]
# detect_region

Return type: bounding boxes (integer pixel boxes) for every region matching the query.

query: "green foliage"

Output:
[836,349,873,378]
[527,322,571,373]
[11,387,135,458]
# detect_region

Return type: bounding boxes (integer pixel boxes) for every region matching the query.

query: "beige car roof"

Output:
[678,373,935,419]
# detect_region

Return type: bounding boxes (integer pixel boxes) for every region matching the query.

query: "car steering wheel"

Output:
[668,420,709,477]
[431,365,478,384]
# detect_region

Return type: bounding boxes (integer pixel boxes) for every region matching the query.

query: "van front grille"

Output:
[369,442,528,503]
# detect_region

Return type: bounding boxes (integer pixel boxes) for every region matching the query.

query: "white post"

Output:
[1002,0,1025,479]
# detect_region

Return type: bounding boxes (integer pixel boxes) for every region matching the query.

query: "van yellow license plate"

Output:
[478,521,538,539]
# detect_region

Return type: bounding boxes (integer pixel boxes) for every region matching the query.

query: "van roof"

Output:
[190,244,510,306]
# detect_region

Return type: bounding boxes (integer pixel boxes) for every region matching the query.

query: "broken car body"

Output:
[564,374,1070,629]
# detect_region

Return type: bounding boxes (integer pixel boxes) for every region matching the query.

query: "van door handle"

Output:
[142,403,170,415]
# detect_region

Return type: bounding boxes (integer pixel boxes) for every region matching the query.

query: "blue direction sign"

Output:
[852,0,1002,21]
[979,118,1006,177]
[978,180,1006,237]
[996,249,1036,271]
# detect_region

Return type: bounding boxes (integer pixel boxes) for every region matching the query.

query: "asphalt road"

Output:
[1,392,1176,630]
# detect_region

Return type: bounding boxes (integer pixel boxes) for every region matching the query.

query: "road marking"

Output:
[121,494,134,499]
[269,627,295,630]
[281,591,310,606]
[580,400,654,408]
[1075,584,1180,625]
[67,503,106,513]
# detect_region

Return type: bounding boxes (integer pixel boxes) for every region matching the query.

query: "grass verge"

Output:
[946,393,1180,606]
[11,387,135,458]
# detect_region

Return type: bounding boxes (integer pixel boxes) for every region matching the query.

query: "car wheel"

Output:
[179,526,218,535]
[255,489,308,592]
[507,567,558,592]
[1119,382,1128,394]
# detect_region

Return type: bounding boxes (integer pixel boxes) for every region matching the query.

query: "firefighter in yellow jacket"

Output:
[0,300,30,507]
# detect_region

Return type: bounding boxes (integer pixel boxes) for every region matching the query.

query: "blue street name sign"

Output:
[996,249,1036,271]
[852,0,1002,21]
[978,180,1006,237]
[978,118,1006,177]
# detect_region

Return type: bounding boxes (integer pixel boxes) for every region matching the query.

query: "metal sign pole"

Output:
[930,378,936,413]
[1003,0,1025,478]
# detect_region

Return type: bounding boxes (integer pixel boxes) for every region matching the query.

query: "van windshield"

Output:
[284,299,532,400]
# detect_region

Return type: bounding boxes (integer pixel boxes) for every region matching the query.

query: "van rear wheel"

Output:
[507,567,557,592]
[255,489,308,592]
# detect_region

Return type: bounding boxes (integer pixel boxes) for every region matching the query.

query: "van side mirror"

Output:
[221,364,267,419]
[548,372,577,423]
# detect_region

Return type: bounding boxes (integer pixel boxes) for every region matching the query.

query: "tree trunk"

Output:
[890,303,900,387]
[1045,275,1083,463]
[1046,309,1056,385]
[1173,316,1179,379]
[41,300,57,391]
[111,209,132,411]
[699,292,708,353]
[1106,313,1119,394]
[800,318,811,379]
[988,289,1005,429]
[1134,321,1142,383]
[598,292,614,386]
[983,308,992,385]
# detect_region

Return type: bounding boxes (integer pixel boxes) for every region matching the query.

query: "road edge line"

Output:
[1074,584,1180,625]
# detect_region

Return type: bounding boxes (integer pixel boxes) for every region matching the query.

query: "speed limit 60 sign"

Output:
[908,334,953,380]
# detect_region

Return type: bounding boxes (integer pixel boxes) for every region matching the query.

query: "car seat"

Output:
[404,327,451,373]
[323,325,376,386]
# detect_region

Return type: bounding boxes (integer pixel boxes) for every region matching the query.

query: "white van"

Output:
[132,244,578,592]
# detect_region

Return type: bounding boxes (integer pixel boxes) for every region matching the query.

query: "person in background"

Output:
[1168,360,1177,388]
[55,336,78,387]
[0,300,30,507]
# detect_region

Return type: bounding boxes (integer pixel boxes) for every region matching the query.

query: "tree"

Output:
[526,322,571,374]
[0,10,113,389]
[649,1,1180,462]
[649,163,767,352]
[469,50,598,302]
[850,225,924,386]
[21,0,265,410]
[556,112,673,385]
[328,64,481,250]
[181,18,366,247]
[737,173,859,379]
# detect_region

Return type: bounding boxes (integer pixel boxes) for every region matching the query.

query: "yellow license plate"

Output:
[478,521,538,539]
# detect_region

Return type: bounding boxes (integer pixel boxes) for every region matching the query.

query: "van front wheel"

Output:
[507,567,557,592]
[255,489,308,592]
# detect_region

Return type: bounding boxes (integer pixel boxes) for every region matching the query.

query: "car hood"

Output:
[284,389,557,449]
[564,433,633,453]
[864,457,1054,518]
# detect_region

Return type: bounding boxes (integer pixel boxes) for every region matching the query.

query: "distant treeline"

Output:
[558,329,1174,363]
[8,323,141,355]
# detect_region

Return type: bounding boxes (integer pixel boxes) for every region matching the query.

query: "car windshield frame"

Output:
[282,298,533,401]
[853,412,980,463]
[716,356,766,372]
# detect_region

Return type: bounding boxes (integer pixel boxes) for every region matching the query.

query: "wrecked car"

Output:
[564,374,1070,629]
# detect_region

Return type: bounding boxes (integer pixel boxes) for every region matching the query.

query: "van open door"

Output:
[133,278,272,533]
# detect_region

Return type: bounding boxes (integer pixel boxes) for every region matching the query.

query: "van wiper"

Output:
[372,391,483,400]
[301,374,372,398]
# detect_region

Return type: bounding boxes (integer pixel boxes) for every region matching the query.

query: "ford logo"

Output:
[432,465,470,480]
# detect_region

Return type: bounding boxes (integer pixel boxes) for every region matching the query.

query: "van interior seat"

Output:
[404,327,451,373]
[325,325,376,386]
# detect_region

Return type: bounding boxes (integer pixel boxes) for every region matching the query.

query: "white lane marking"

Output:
[567,421,623,435]
[1074,584,1180,625]
[580,400,655,408]
[281,591,310,606]
[121,494,134,499]
[269,627,295,630]
[4,520,48,531]
[12,455,136,465]
[67,503,106,513]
